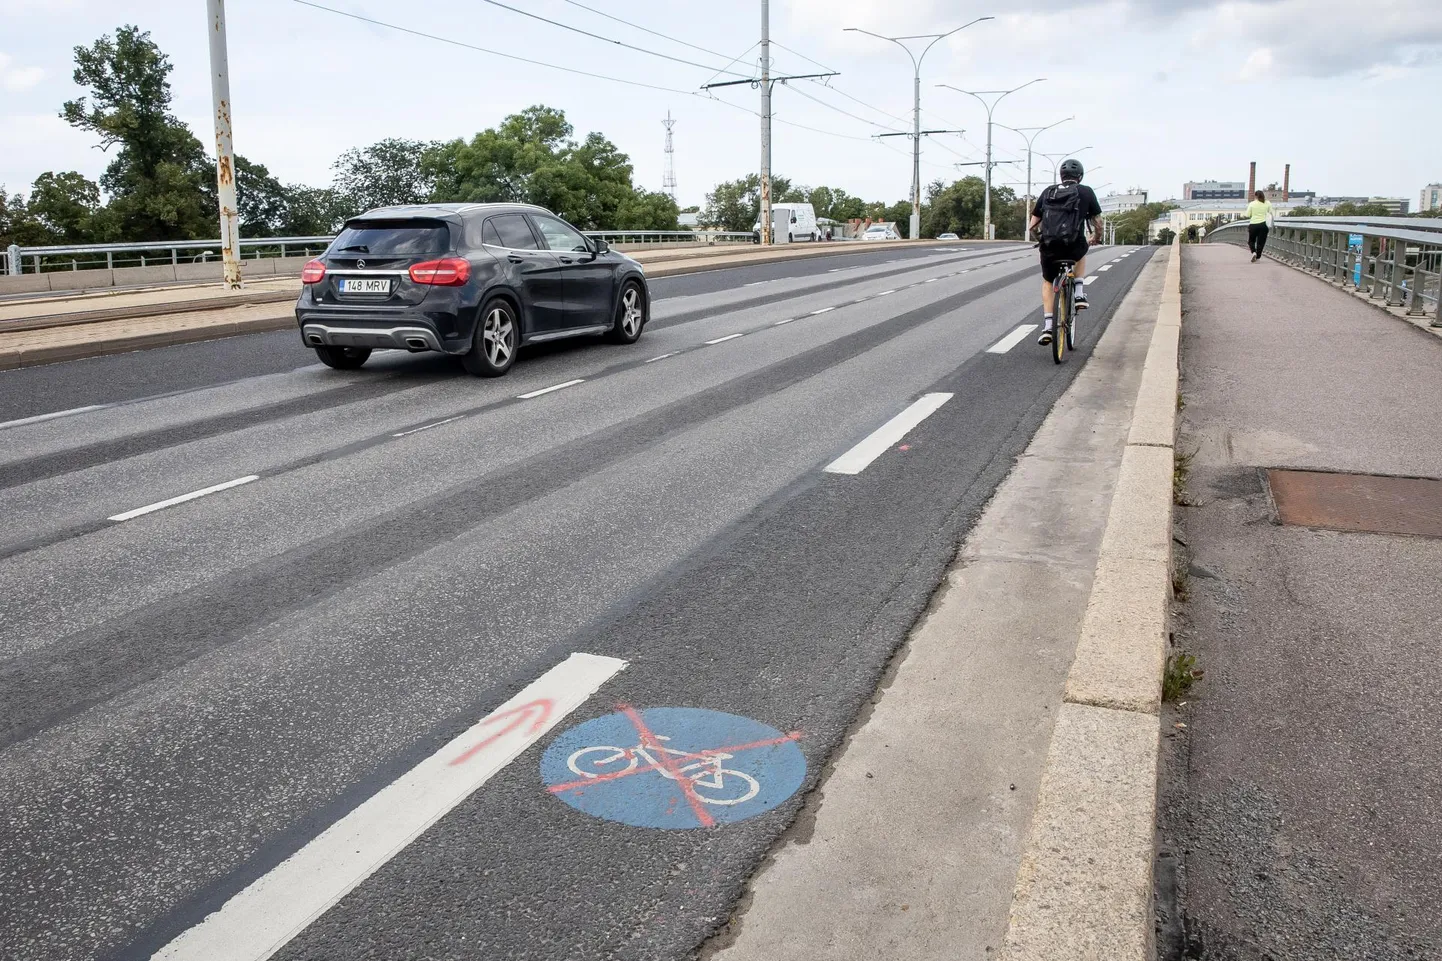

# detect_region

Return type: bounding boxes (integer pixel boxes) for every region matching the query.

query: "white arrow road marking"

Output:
[824,393,954,475]
[153,652,627,961]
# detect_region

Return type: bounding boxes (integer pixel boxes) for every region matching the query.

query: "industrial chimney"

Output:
[1248,161,1257,199]
[1283,164,1291,202]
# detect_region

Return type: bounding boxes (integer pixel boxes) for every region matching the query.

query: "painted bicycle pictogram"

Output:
[541,706,807,829]
[566,734,761,806]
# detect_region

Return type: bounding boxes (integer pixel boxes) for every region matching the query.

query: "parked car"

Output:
[751,203,824,243]
[295,203,649,377]
[937,232,960,241]
[861,224,900,242]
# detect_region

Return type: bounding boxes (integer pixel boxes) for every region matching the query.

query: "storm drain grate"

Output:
[1267,469,1442,539]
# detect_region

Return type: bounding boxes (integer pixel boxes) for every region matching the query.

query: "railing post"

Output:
[171,248,178,266]
[5,244,19,276]
[1385,240,1407,305]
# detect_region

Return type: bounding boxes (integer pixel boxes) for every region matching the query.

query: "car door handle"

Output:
[558,256,576,264]
[507,253,526,263]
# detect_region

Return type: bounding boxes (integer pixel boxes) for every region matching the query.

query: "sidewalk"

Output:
[1160,245,1442,959]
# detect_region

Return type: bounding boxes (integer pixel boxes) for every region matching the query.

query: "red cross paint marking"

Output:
[448,699,554,767]
[544,728,803,797]
[618,703,715,827]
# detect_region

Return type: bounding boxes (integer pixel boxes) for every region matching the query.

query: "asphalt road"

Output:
[0,241,1154,961]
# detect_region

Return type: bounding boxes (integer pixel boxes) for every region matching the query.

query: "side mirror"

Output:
[593,239,610,255]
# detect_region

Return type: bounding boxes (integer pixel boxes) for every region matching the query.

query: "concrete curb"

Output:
[0,240,983,370]
[999,237,1181,961]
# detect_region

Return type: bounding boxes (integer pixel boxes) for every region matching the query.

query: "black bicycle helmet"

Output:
[1059,158,1085,182]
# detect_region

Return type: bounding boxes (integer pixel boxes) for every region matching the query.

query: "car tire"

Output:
[314,345,370,370]
[607,280,647,344]
[462,299,519,377]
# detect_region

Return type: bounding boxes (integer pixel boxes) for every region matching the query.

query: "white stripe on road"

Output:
[773,318,797,326]
[809,307,835,315]
[925,277,939,282]
[705,333,744,345]
[108,475,259,522]
[743,280,771,286]
[0,404,109,430]
[986,324,1039,354]
[517,378,584,399]
[1081,275,1098,284]
[153,652,627,961]
[1098,265,1113,272]
[644,352,677,363]
[824,393,954,475]
[392,415,465,438]
[875,290,896,296]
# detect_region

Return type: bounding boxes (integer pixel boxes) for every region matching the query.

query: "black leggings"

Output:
[1248,223,1269,256]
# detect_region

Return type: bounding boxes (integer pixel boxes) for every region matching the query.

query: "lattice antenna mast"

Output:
[662,111,678,199]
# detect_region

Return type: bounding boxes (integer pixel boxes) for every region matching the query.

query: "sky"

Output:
[3,0,1441,213]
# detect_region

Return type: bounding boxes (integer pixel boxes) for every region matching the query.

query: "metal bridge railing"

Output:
[1204,216,1442,326]
[3,230,755,276]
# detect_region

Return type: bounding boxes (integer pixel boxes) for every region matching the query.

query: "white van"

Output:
[752,203,823,243]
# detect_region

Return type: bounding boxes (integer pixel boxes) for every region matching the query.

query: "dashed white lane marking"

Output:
[743,280,772,286]
[876,290,896,296]
[0,404,109,430]
[925,277,939,283]
[644,352,677,363]
[809,307,835,315]
[393,415,465,438]
[986,324,1040,354]
[773,318,797,326]
[824,393,954,475]
[108,475,259,522]
[1081,275,1099,284]
[153,652,627,961]
[705,333,744,345]
[517,378,585,399]
[1098,265,1113,272]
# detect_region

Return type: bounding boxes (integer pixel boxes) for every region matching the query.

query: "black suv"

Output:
[295,203,650,376]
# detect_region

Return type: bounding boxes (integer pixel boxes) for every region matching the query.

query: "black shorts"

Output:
[1040,241,1089,283]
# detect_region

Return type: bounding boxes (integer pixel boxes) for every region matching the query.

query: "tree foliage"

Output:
[921,177,1022,240]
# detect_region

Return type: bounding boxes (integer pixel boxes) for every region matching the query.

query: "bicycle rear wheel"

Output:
[1052,279,1069,364]
[1065,290,1078,350]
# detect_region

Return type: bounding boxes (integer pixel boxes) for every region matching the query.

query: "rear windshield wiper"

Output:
[337,244,370,253]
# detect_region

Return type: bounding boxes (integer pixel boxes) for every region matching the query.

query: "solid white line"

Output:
[108,475,259,522]
[644,352,677,363]
[153,652,627,961]
[392,415,465,438]
[705,333,744,345]
[824,393,954,475]
[0,404,109,430]
[809,307,835,315]
[517,378,584,399]
[986,324,1039,354]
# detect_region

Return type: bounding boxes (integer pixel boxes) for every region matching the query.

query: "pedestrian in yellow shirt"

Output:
[1246,190,1273,262]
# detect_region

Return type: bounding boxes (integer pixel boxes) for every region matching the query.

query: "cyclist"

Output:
[1030,158,1103,345]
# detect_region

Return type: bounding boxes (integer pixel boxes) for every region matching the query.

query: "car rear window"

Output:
[331,220,451,256]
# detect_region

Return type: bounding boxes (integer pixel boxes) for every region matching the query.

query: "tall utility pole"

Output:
[997,117,1072,237]
[936,79,1044,242]
[702,3,835,246]
[662,110,677,200]
[206,0,241,290]
[844,18,992,241]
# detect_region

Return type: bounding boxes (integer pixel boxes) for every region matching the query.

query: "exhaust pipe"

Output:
[405,338,428,351]
[307,334,324,345]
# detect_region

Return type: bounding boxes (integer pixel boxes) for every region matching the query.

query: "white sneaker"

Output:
[1037,319,1055,345]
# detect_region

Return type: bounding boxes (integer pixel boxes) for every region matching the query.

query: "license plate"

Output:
[338,277,391,294]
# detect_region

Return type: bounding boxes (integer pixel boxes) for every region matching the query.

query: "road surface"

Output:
[0,241,1154,961]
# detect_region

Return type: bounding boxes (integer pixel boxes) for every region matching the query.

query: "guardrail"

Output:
[1205,216,1442,326]
[2,230,754,276]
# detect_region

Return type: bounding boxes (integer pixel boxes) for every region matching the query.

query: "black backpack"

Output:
[1039,183,1086,247]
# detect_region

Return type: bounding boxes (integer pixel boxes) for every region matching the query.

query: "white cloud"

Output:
[1239,47,1274,81]
[0,52,45,91]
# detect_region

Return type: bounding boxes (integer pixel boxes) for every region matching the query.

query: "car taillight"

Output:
[301,260,326,284]
[408,258,471,286]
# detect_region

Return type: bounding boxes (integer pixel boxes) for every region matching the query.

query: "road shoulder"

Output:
[703,249,1168,960]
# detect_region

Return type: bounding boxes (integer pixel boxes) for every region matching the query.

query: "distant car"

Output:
[862,224,899,242]
[937,232,960,241]
[295,203,649,377]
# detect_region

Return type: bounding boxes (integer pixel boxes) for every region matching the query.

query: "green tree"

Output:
[0,187,52,247]
[62,25,214,240]
[920,177,1021,239]
[701,174,798,231]
[333,137,441,213]
[1155,227,1176,245]
[278,186,350,235]
[233,156,291,236]
[27,171,104,243]
[1331,201,1391,217]
[1110,202,1176,245]
[614,190,680,230]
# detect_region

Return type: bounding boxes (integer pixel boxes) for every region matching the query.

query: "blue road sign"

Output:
[1350,233,1364,285]
[541,707,806,829]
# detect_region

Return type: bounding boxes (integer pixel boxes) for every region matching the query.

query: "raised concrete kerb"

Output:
[1001,703,1159,961]
[998,238,1180,961]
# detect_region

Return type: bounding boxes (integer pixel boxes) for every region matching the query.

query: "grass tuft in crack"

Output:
[1163,651,1203,702]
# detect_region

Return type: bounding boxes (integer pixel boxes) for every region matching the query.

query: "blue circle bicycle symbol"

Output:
[541,706,806,829]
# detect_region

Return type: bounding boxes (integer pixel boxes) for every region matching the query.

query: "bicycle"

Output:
[566,734,761,806]
[1050,260,1079,365]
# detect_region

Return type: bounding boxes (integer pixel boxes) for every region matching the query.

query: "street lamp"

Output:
[1039,146,1093,185]
[997,116,1072,239]
[844,18,993,241]
[936,78,1045,240]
